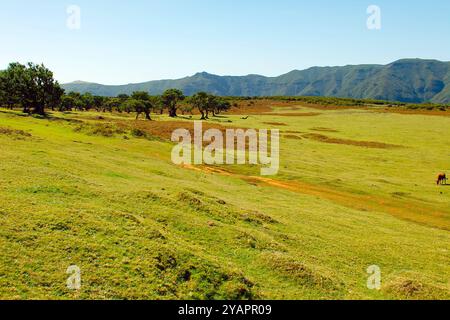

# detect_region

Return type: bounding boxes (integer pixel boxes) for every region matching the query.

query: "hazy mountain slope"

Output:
[358,59,449,103]
[62,59,450,103]
[430,63,450,103]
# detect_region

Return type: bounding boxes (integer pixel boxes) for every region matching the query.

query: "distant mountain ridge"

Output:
[62,59,450,103]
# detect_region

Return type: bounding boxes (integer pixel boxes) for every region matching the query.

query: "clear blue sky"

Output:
[1,0,449,84]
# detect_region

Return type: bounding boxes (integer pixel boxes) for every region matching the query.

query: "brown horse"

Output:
[437,173,447,185]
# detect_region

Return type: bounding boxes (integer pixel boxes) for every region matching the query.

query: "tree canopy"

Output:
[191,92,231,119]
[0,62,63,115]
[162,89,185,118]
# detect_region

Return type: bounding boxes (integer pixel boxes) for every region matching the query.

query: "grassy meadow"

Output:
[0,102,449,300]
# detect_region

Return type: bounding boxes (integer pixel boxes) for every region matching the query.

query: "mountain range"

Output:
[62,59,450,103]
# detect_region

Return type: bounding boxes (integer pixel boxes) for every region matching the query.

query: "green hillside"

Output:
[62,59,450,103]
[1,104,449,299]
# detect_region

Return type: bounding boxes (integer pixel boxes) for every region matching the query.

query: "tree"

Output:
[81,93,94,111]
[162,89,185,117]
[190,92,210,120]
[93,96,106,112]
[103,97,122,113]
[117,94,129,101]
[131,91,150,101]
[49,84,65,111]
[60,95,76,111]
[214,98,231,116]
[150,95,163,115]
[3,63,29,112]
[131,91,155,120]
[190,93,230,119]
[122,99,150,120]
[24,63,62,115]
[206,94,219,118]
[179,101,194,115]
[0,70,9,108]
[1,62,63,115]
[68,92,84,111]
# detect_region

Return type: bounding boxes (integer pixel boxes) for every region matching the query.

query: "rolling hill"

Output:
[62,59,450,103]
[1,105,449,299]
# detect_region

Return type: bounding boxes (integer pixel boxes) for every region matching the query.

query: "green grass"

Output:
[0,106,449,300]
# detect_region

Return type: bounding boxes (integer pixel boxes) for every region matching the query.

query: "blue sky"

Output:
[1,0,449,84]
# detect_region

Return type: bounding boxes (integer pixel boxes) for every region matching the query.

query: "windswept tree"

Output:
[190,92,210,120]
[179,101,194,115]
[122,99,150,120]
[1,62,63,115]
[206,94,220,118]
[190,92,231,119]
[103,97,122,113]
[131,91,154,120]
[162,89,185,117]
[213,98,231,116]
[150,95,163,115]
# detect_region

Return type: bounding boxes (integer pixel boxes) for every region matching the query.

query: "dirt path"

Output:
[182,165,450,231]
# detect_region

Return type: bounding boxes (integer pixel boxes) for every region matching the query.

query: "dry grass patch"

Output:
[374,108,450,117]
[263,122,288,126]
[303,133,404,149]
[383,276,449,300]
[0,126,32,139]
[310,127,340,133]
[266,112,321,117]
[262,252,342,294]
[284,134,303,140]
[73,122,126,137]
[227,99,296,115]
[116,120,231,141]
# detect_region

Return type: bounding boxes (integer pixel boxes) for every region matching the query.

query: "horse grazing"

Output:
[437,173,447,185]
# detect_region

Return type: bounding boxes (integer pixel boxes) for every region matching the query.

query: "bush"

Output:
[131,128,147,138]
[73,123,125,137]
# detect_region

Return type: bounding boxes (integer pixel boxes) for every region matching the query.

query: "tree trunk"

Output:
[32,102,45,115]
